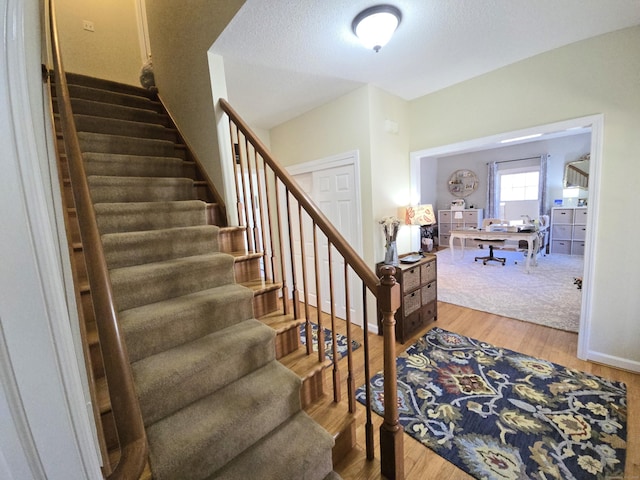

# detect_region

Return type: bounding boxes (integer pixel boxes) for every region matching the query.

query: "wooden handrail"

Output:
[48,1,147,478]
[219,99,379,292]
[219,98,403,478]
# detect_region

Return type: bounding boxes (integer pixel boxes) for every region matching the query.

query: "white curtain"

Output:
[539,154,548,216]
[486,161,498,218]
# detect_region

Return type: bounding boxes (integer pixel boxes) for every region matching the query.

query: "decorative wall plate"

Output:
[448,169,479,198]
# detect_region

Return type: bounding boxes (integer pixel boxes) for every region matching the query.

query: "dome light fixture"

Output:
[352,5,402,53]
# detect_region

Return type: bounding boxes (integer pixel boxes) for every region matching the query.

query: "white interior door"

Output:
[286,152,363,326]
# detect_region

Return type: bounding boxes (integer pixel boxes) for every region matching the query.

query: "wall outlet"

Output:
[82,20,94,32]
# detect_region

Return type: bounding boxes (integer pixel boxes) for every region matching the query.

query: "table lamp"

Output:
[404,204,436,254]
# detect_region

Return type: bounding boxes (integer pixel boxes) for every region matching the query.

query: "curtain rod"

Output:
[488,155,544,165]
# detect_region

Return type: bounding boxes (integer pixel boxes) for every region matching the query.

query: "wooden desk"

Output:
[449,227,546,273]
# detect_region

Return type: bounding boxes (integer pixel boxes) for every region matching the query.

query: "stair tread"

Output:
[241,278,282,294]
[207,410,335,480]
[133,319,275,425]
[146,361,303,480]
[120,283,255,363]
[280,347,332,381]
[258,312,305,333]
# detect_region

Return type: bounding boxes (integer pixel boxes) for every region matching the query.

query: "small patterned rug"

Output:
[299,322,360,362]
[357,327,627,480]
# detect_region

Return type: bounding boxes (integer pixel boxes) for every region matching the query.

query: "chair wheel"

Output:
[483,261,487,265]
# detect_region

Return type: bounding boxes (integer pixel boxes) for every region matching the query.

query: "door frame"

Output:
[409,114,603,362]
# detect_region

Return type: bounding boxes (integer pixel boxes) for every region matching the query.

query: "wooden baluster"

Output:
[327,242,341,402]
[253,154,269,277]
[286,192,300,320]
[299,204,313,355]
[228,123,244,229]
[377,266,403,480]
[362,282,374,460]
[236,132,254,252]
[244,139,260,253]
[274,180,289,314]
[312,223,325,363]
[260,159,276,282]
[345,263,355,413]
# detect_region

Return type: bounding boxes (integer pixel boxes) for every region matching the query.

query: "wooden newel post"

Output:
[377,266,404,480]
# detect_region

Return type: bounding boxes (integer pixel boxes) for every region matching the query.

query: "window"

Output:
[499,170,539,201]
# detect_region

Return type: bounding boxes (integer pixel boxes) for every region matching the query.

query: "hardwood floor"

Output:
[327,301,640,479]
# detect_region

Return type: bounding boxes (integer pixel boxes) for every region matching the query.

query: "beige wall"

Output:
[55,0,142,85]
[270,85,412,266]
[145,1,244,205]
[409,26,640,368]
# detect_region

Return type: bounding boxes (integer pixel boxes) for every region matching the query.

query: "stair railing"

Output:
[48,1,147,478]
[220,98,404,479]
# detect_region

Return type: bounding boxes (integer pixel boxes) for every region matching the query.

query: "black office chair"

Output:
[474,218,506,266]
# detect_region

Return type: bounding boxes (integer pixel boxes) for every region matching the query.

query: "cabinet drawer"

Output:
[421,260,436,284]
[552,208,574,224]
[439,211,452,222]
[440,234,451,245]
[552,224,572,239]
[574,208,588,225]
[422,300,437,322]
[573,225,587,241]
[403,290,421,315]
[439,223,451,234]
[402,310,423,340]
[402,266,421,292]
[552,240,571,254]
[421,281,437,305]
[462,210,478,223]
[572,241,586,255]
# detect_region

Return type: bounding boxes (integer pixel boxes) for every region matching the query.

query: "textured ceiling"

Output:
[211,0,640,129]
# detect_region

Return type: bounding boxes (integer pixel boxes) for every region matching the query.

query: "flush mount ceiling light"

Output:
[352,5,402,52]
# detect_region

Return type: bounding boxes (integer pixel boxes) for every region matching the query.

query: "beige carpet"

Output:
[436,247,584,332]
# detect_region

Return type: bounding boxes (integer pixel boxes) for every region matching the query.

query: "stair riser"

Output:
[78,133,179,158]
[65,73,153,99]
[84,154,185,179]
[74,115,178,142]
[121,285,255,363]
[234,256,262,283]
[102,226,219,269]
[95,201,208,234]
[136,321,276,426]
[54,98,169,126]
[253,288,281,318]
[275,326,301,360]
[88,177,195,204]
[110,254,235,311]
[65,84,162,112]
[219,228,247,252]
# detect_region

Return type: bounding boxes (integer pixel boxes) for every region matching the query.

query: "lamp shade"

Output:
[352,5,401,52]
[404,204,436,226]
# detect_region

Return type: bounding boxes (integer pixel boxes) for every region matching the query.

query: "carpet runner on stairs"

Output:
[60,72,341,480]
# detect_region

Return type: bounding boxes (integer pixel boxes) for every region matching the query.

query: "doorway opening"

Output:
[410,114,603,360]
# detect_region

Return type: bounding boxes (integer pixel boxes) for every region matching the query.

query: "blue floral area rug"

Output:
[299,322,360,362]
[356,327,628,480]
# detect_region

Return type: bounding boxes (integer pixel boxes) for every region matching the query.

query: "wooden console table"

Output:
[376,254,437,343]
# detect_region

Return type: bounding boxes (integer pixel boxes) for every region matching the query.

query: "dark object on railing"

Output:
[48,1,147,478]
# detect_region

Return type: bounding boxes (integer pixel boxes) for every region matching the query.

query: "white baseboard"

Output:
[586,350,640,374]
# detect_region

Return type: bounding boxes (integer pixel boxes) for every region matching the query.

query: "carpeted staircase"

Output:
[55,73,341,480]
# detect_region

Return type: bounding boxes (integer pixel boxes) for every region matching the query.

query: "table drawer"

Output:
[421,260,436,283]
[403,290,421,315]
[421,281,437,305]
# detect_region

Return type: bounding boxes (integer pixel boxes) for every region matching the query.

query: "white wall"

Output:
[270,85,413,266]
[409,26,640,370]
[55,0,143,85]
